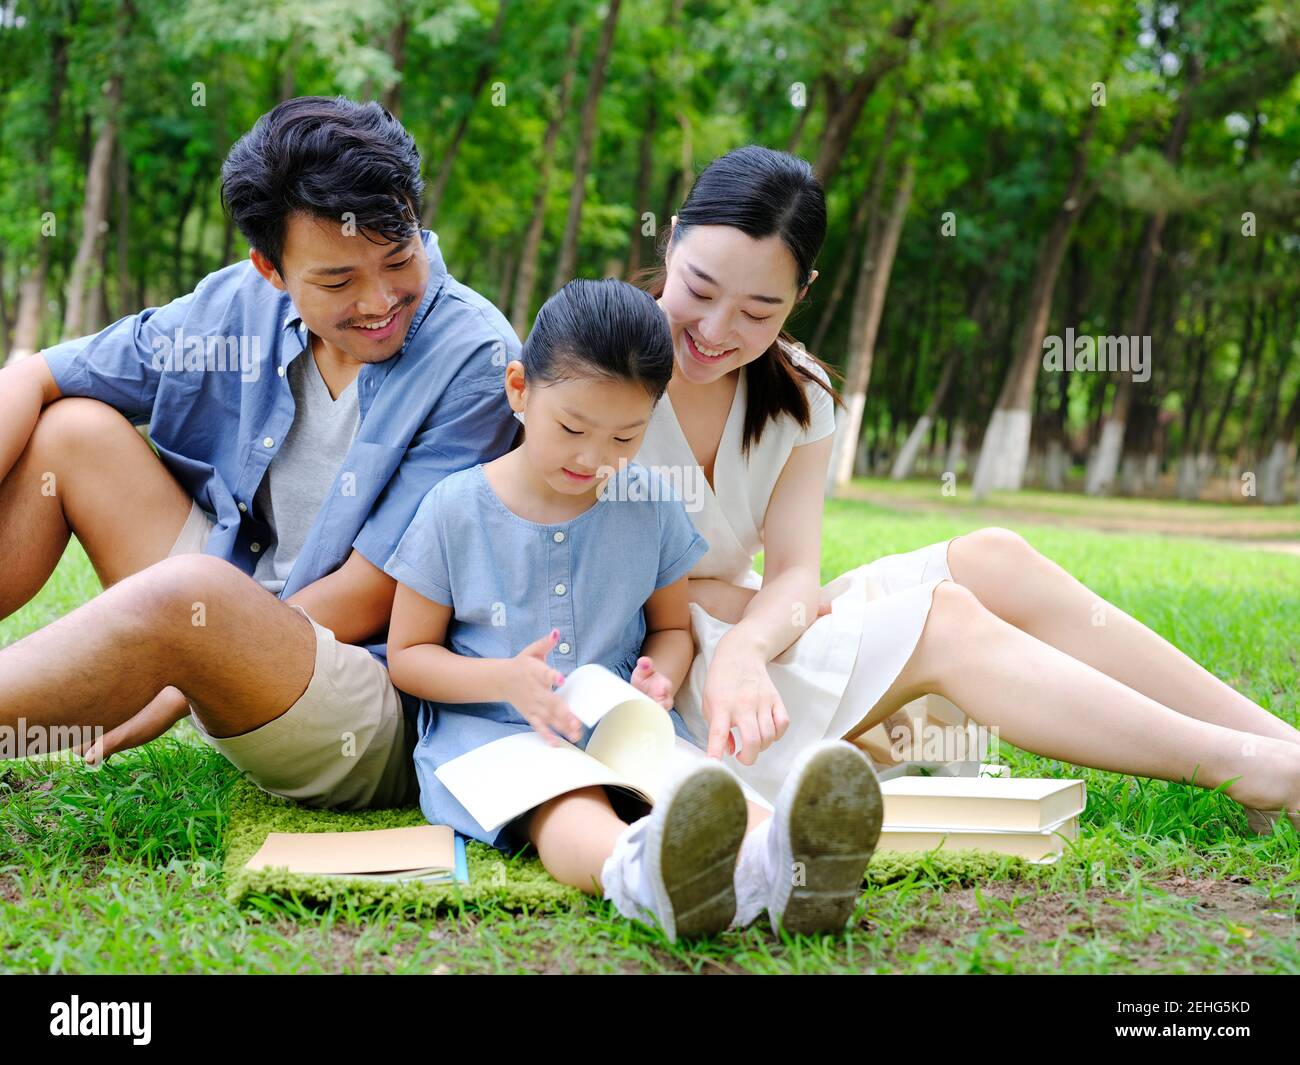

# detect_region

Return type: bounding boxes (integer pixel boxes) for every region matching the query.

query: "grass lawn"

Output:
[2,492,1298,974]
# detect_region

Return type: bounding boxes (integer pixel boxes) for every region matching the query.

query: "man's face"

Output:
[251,211,429,365]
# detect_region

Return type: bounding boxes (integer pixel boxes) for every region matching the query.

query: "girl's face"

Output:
[504,362,656,498]
[657,220,817,385]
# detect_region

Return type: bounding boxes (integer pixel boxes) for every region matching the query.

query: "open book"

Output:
[435,664,774,834]
[243,824,469,884]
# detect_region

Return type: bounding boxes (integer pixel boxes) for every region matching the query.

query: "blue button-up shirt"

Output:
[41,229,521,680]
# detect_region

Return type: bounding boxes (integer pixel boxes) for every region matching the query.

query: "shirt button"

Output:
[237,502,247,513]
[553,531,565,543]
[554,583,566,596]
[263,437,274,448]
[558,642,571,654]
[277,366,286,377]
[250,542,262,553]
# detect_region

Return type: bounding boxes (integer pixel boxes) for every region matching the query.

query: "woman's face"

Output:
[657,220,816,385]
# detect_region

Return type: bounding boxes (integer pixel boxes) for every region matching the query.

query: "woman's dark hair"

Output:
[635,144,842,453]
[522,278,674,401]
[220,96,423,274]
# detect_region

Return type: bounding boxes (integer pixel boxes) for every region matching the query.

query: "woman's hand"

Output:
[700,636,789,765]
[631,655,674,710]
[503,629,583,746]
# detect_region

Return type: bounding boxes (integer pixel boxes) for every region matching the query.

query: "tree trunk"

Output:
[1084,66,1197,496]
[810,102,901,355]
[63,71,125,340]
[382,15,409,118]
[8,26,69,363]
[969,102,1102,499]
[625,76,659,280]
[813,7,923,189]
[421,0,512,227]
[827,153,915,494]
[509,19,584,336]
[550,0,622,291]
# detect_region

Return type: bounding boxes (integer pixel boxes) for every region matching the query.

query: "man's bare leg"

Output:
[0,397,194,617]
[0,554,316,742]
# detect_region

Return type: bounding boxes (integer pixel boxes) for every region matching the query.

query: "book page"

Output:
[435,731,646,833]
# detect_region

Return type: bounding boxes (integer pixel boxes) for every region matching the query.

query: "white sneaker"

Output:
[599,761,748,943]
[739,740,883,936]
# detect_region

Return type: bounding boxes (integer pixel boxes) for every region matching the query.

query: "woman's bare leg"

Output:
[849,580,1300,814]
[947,527,1300,747]
[527,788,771,893]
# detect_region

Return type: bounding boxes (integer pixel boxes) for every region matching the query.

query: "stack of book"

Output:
[877,773,1086,864]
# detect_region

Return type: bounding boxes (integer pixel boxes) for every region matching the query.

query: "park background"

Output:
[1,0,1299,974]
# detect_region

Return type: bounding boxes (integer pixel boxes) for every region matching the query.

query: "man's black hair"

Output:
[220,96,424,274]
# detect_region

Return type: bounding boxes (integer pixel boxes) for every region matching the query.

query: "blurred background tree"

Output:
[1,0,1296,501]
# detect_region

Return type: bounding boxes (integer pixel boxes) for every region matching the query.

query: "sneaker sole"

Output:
[771,743,883,936]
[646,764,748,942]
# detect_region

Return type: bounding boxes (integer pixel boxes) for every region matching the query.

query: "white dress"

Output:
[635,352,970,804]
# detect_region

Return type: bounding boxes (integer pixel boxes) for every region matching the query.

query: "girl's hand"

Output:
[504,629,583,746]
[631,656,674,710]
[701,639,789,765]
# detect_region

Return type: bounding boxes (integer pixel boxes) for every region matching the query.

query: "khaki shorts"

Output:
[169,502,417,810]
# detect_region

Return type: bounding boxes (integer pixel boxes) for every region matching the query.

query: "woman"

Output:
[634,144,1300,830]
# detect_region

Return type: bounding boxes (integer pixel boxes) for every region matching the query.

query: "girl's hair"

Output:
[635,144,843,454]
[522,278,674,401]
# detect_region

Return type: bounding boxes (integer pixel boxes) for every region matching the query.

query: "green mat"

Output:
[221,779,584,912]
[221,778,1048,915]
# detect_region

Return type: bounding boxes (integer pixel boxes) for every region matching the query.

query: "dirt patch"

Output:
[842,486,1300,548]
[874,877,1295,972]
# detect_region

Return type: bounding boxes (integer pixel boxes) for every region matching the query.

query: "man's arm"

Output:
[285,549,396,646]
[0,355,62,485]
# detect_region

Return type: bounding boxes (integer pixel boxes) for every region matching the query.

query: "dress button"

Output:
[277,366,286,377]
[554,583,566,596]
[558,642,571,654]
[553,531,565,543]
[250,542,261,553]
[263,437,274,448]
[237,502,247,513]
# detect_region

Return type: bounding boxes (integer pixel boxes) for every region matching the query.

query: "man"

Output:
[0,96,520,809]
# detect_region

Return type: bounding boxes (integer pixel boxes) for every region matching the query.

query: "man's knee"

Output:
[126,554,260,628]
[28,397,139,461]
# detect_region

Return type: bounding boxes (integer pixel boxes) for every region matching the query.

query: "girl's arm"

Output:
[635,575,695,706]
[699,433,834,762]
[386,582,584,745]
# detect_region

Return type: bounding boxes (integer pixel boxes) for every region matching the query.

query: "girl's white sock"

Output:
[730,818,775,929]
[598,815,656,922]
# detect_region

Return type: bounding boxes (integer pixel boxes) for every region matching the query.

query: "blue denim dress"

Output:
[384,461,708,851]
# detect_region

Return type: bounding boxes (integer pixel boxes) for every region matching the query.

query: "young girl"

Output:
[383,278,884,941]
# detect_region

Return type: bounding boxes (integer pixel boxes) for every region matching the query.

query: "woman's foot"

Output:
[1222,737,1300,835]
[732,740,883,936]
[599,761,748,943]
[1243,806,1300,835]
